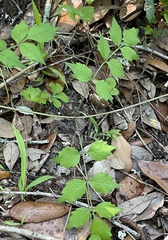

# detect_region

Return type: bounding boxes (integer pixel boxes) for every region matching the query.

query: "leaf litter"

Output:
[0,0,168,239]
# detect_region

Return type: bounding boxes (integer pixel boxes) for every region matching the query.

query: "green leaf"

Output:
[58,179,86,203]
[19,42,45,64]
[106,78,116,89]
[25,175,54,191]
[13,126,27,191]
[89,173,120,194]
[77,6,94,22]
[95,202,122,218]
[120,46,139,61]
[56,4,77,22]
[0,49,25,68]
[32,0,41,24]
[27,23,58,42]
[144,0,155,23]
[50,82,63,95]
[107,59,125,78]
[49,67,67,86]
[97,33,110,60]
[87,140,115,161]
[11,20,29,43]
[66,62,92,82]
[109,18,122,46]
[56,92,69,102]
[111,88,119,96]
[21,86,49,104]
[52,147,80,168]
[89,236,101,240]
[49,97,61,108]
[0,39,7,50]
[67,208,91,229]
[123,28,140,46]
[95,80,112,101]
[91,217,112,240]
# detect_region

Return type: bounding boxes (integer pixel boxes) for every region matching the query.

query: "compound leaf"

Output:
[95,202,122,218]
[52,147,80,168]
[107,59,125,78]
[58,179,86,203]
[95,80,112,101]
[87,140,115,161]
[97,33,110,60]
[67,207,91,229]
[89,173,120,194]
[123,28,140,46]
[20,42,45,64]
[91,217,112,240]
[66,62,92,82]
[109,18,122,47]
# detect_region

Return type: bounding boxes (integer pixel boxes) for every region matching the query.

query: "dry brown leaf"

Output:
[131,137,152,146]
[27,148,46,161]
[116,174,144,204]
[118,192,164,221]
[57,0,83,32]
[3,142,19,170]
[40,132,57,152]
[72,80,89,99]
[141,104,161,130]
[9,69,26,94]
[119,0,144,21]
[121,88,134,104]
[148,59,168,73]
[138,160,168,194]
[121,121,136,140]
[10,201,70,223]
[108,135,132,172]
[0,170,11,180]
[0,118,15,138]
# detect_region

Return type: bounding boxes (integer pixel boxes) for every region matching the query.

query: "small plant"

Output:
[13,126,53,193]
[66,18,140,103]
[52,140,122,239]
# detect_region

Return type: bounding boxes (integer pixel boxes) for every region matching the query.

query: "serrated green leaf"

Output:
[52,147,80,168]
[109,18,122,46]
[67,208,91,229]
[97,33,110,60]
[25,175,54,191]
[87,140,115,161]
[91,217,112,240]
[56,92,69,102]
[50,97,61,108]
[123,28,139,46]
[144,0,155,22]
[95,202,122,218]
[27,23,58,42]
[32,0,41,24]
[95,80,112,101]
[50,82,63,95]
[58,179,86,203]
[77,6,94,22]
[11,20,29,43]
[120,46,139,61]
[0,39,7,50]
[19,42,45,64]
[21,86,49,103]
[107,59,125,78]
[90,173,120,194]
[0,49,25,68]
[66,62,92,82]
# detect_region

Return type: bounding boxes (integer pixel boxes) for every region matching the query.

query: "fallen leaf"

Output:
[72,80,89,99]
[138,160,168,194]
[0,170,11,180]
[40,132,57,152]
[108,135,132,172]
[118,192,164,221]
[148,59,168,73]
[131,137,152,146]
[116,174,144,204]
[141,104,161,130]
[3,142,19,170]
[121,121,136,140]
[10,201,70,223]
[27,148,46,161]
[9,69,26,94]
[0,118,14,138]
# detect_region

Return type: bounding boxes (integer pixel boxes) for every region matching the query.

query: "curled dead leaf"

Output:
[10,201,70,223]
[0,170,11,180]
[108,135,132,172]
